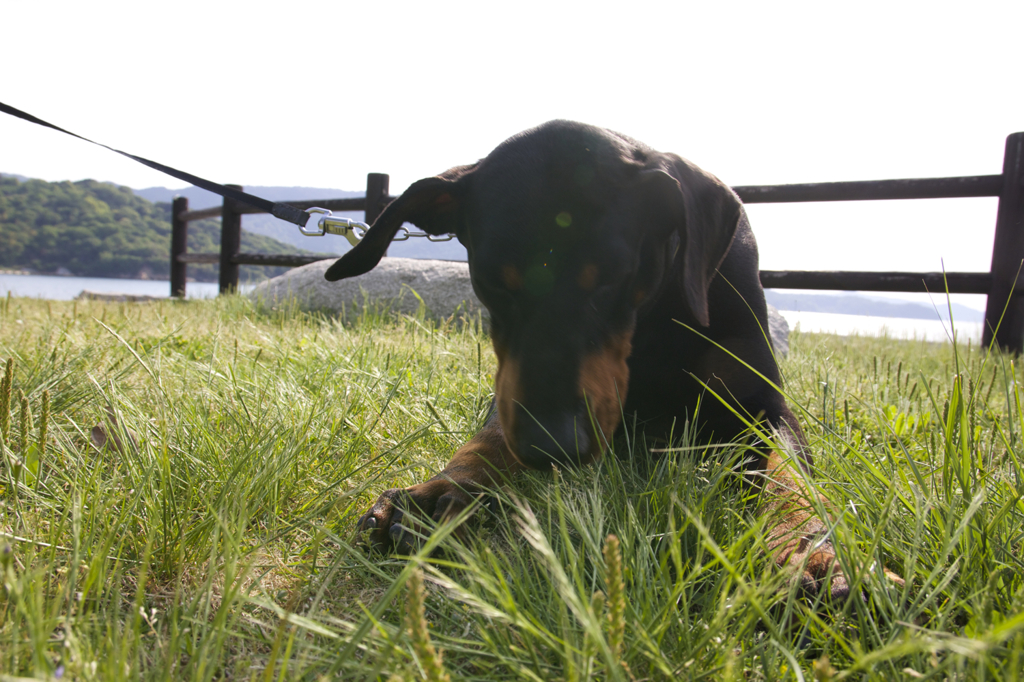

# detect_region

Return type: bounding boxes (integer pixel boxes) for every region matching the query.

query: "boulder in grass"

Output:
[767,305,790,359]
[77,291,162,303]
[249,256,790,357]
[249,257,485,320]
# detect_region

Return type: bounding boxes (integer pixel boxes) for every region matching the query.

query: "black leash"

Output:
[0,100,310,228]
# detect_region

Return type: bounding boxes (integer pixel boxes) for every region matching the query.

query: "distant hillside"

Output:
[133,183,469,260]
[764,290,985,322]
[0,176,322,282]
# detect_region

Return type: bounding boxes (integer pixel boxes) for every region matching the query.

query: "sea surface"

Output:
[0,273,985,343]
[777,310,983,344]
[0,273,242,300]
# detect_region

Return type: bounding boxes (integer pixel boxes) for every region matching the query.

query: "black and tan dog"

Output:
[326,120,896,598]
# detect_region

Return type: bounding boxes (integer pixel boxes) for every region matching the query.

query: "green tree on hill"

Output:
[0,176,320,281]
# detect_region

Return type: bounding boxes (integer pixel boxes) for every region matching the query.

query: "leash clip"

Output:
[391,225,456,242]
[301,207,369,246]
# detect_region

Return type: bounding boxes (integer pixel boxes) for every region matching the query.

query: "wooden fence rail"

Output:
[170,133,1024,352]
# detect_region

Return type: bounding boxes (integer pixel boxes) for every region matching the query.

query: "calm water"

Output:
[0,273,984,343]
[777,310,983,343]
[0,273,242,300]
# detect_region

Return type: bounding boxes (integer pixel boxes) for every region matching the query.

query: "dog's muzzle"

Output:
[508,403,596,470]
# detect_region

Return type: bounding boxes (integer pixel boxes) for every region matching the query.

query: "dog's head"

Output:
[325,120,743,469]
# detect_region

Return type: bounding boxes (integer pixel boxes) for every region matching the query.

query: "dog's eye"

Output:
[592,265,631,292]
[474,274,518,311]
[502,265,523,291]
[577,264,599,291]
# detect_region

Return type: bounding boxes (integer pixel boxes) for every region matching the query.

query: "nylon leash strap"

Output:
[0,100,369,240]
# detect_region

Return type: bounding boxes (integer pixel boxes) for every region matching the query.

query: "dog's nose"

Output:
[512,409,593,470]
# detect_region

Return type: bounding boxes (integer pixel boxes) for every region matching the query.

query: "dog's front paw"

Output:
[356,479,474,554]
[774,535,904,601]
[775,534,850,600]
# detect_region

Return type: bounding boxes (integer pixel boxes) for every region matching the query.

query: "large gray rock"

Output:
[249,257,485,320]
[77,290,162,303]
[249,257,789,357]
[767,304,790,359]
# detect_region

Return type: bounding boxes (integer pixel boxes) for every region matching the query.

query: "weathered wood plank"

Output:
[170,196,188,298]
[218,184,243,294]
[983,133,1024,352]
[735,175,1003,203]
[759,271,993,294]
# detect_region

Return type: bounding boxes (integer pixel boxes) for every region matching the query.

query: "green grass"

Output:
[0,294,1022,680]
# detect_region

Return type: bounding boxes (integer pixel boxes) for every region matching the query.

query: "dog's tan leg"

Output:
[755,442,904,599]
[757,449,850,598]
[357,412,523,553]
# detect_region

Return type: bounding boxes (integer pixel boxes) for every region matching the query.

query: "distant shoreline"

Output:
[0,271,986,325]
[0,269,220,283]
[764,289,984,323]
[0,272,227,301]
[0,271,983,343]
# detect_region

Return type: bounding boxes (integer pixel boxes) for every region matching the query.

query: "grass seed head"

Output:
[18,389,31,454]
[603,533,626,660]
[38,389,50,455]
[0,358,12,442]
[406,568,450,682]
[813,654,835,681]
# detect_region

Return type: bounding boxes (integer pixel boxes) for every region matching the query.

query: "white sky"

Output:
[3,1,1022,311]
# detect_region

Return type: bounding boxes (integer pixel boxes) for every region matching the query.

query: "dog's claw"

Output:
[778,533,903,604]
[829,575,852,602]
[393,528,418,554]
[356,481,475,555]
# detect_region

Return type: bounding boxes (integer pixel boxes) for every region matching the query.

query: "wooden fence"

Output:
[170,132,1024,352]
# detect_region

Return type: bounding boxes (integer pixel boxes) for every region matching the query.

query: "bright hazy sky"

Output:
[3,1,1022,310]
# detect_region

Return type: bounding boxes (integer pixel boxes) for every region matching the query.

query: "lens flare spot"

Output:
[555,212,572,228]
[524,265,555,296]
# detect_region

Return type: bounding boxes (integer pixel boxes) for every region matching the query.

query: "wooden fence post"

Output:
[219,184,243,295]
[365,173,389,225]
[170,196,189,298]
[983,133,1024,353]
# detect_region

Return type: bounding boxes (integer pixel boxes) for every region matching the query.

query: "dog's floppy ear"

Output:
[324,164,476,282]
[636,155,743,326]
